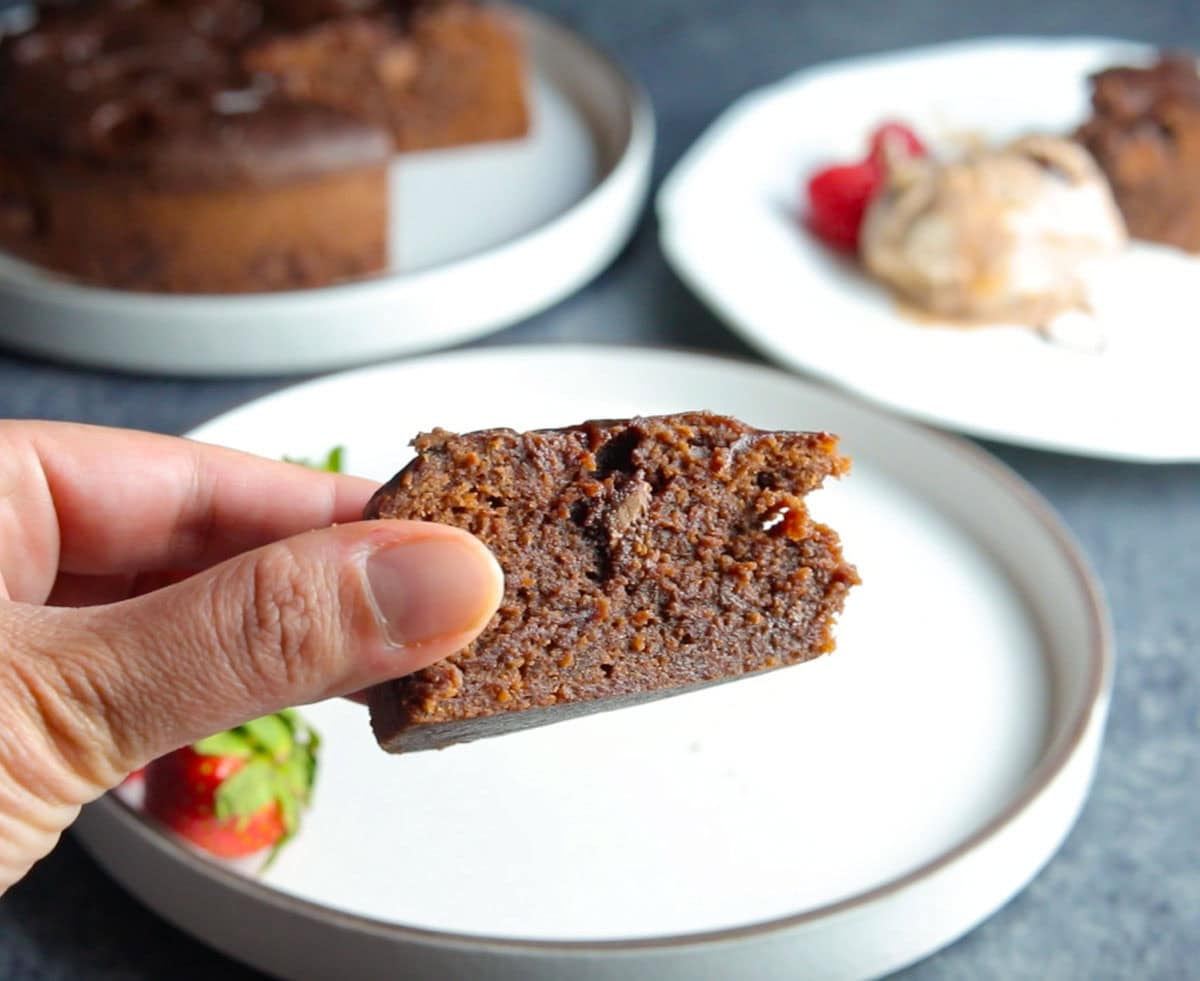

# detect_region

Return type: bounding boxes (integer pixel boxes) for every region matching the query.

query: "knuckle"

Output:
[226,545,332,697]
[0,609,126,800]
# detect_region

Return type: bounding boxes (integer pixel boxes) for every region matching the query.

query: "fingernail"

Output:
[365,537,503,648]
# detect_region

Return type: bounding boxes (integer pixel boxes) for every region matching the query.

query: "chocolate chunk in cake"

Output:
[365,412,859,752]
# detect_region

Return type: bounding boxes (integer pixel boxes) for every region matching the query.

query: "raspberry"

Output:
[805,159,882,252]
[802,121,926,252]
[868,121,926,167]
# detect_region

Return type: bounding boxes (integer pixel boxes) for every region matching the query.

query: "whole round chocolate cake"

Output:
[0,0,528,293]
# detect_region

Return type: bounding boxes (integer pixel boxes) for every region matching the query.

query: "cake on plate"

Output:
[1077,53,1200,252]
[0,0,528,293]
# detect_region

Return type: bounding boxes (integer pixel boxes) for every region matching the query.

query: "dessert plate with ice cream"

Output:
[659,37,1200,462]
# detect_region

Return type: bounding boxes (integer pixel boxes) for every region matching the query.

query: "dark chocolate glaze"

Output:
[0,0,407,186]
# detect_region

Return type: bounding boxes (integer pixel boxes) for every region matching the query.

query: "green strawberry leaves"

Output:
[283,446,345,472]
[193,729,254,759]
[214,758,279,822]
[196,710,321,868]
[241,713,294,759]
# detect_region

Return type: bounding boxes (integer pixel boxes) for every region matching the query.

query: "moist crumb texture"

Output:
[366,412,860,752]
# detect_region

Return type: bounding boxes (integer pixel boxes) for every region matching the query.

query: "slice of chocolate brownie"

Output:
[365,412,859,752]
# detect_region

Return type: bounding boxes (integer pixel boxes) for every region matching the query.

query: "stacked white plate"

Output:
[0,8,655,376]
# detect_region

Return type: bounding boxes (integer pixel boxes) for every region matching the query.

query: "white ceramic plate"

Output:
[0,9,654,377]
[658,37,1200,462]
[73,345,1112,980]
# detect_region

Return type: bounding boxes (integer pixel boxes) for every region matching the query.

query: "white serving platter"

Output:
[74,345,1112,980]
[659,37,1200,461]
[0,9,654,376]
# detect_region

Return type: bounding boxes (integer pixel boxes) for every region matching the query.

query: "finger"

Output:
[0,420,378,603]
[3,520,503,782]
[45,572,137,608]
[48,569,195,608]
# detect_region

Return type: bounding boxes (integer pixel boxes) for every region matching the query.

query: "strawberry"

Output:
[144,710,319,865]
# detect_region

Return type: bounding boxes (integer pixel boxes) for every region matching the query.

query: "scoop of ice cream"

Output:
[860,135,1127,325]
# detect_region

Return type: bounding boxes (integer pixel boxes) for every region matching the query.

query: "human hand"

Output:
[0,422,503,893]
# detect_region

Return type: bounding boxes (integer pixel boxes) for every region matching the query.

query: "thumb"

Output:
[8,520,502,781]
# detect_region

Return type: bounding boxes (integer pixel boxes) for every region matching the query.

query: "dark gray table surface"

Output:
[3,1,1199,978]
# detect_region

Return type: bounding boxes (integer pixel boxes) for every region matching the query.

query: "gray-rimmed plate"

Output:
[74,345,1112,979]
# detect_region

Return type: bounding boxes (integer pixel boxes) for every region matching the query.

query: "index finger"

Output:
[0,421,380,596]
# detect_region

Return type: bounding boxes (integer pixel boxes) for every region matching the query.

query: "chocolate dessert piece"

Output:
[245,1,529,152]
[1077,54,1200,251]
[365,413,859,752]
[0,0,528,293]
